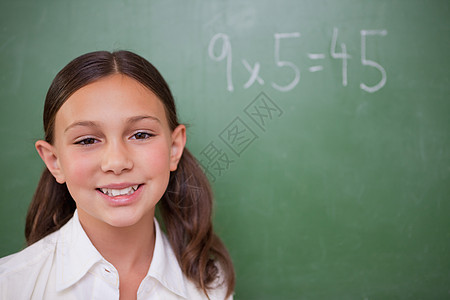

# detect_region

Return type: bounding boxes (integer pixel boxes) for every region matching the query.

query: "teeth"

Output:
[100,185,139,197]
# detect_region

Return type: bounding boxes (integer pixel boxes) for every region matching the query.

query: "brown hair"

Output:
[25,50,234,297]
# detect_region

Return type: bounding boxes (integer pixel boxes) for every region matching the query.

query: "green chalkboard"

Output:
[1,0,449,299]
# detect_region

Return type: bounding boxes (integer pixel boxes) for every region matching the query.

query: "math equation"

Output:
[208,28,388,93]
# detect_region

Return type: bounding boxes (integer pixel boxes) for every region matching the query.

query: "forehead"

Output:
[55,74,168,128]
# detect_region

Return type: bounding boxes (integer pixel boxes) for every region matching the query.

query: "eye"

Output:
[131,132,154,140]
[75,138,98,145]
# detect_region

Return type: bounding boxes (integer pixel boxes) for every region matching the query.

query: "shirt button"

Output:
[103,268,114,278]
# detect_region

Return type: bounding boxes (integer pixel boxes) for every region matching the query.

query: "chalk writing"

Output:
[330,27,350,87]
[208,28,388,93]
[307,53,325,72]
[242,59,264,89]
[272,32,301,92]
[360,29,388,93]
[208,33,234,91]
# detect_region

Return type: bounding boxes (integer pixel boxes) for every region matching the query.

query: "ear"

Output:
[169,125,186,171]
[35,140,66,184]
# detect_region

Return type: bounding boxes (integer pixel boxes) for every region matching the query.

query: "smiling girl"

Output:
[0,51,235,299]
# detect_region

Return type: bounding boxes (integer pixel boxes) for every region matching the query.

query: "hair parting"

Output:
[25,50,234,298]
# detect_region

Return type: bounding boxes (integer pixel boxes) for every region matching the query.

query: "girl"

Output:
[0,50,235,299]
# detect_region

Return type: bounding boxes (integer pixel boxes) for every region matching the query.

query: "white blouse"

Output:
[0,210,231,300]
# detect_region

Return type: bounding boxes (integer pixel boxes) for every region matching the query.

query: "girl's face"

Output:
[36,74,185,229]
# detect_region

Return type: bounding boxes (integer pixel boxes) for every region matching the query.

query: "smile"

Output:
[98,185,140,197]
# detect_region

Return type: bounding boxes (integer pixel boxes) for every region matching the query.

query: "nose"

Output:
[101,141,133,175]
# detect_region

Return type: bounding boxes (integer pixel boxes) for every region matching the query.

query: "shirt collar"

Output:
[54,210,188,298]
[55,210,104,292]
[147,218,188,298]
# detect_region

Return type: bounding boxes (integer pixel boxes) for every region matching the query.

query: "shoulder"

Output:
[0,230,59,297]
[181,250,233,300]
[154,220,233,299]
[180,264,232,300]
[0,230,58,273]
[207,262,234,300]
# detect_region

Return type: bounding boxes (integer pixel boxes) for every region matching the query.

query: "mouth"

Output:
[97,184,141,197]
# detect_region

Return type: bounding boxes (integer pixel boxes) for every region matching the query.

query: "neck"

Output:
[77,210,156,273]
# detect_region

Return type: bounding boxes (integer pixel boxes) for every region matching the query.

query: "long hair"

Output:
[25,50,235,297]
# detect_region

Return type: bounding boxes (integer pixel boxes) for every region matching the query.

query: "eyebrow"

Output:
[64,121,99,133]
[126,115,161,125]
[64,115,161,133]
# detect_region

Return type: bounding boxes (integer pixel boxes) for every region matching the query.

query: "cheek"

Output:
[60,152,98,186]
[138,143,171,173]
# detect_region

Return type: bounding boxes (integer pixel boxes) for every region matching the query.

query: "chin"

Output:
[104,209,153,229]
